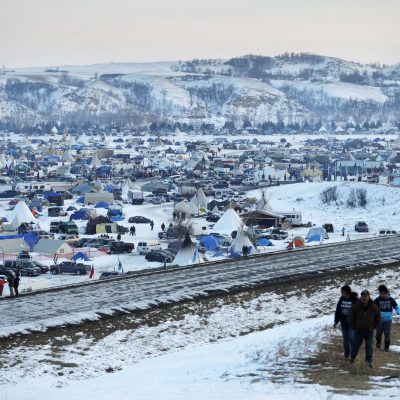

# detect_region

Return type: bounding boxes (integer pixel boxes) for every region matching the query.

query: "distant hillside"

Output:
[0,53,399,131]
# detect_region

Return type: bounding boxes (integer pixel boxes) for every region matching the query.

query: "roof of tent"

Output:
[306,227,329,240]
[9,201,36,225]
[212,208,243,235]
[173,233,204,266]
[229,228,257,254]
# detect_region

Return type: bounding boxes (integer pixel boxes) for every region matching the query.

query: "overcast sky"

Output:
[1,0,399,68]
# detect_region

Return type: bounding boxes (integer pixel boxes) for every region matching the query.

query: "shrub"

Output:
[320,186,338,205]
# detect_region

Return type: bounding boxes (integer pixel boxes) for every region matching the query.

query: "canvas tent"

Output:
[229,228,257,255]
[306,227,329,240]
[84,192,114,205]
[8,201,36,229]
[33,239,73,256]
[172,233,204,266]
[212,208,243,235]
[287,236,305,249]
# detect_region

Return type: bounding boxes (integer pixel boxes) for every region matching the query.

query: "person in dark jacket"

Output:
[348,290,381,367]
[333,285,358,358]
[374,285,400,351]
[13,268,21,297]
[161,223,165,231]
[7,272,15,298]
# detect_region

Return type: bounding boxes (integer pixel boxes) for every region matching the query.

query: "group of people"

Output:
[0,269,21,297]
[129,225,136,236]
[334,284,400,367]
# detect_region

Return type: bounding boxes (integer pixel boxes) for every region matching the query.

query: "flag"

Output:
[118,258,124,274]
[89,263,95,279]
[192,244,199,263]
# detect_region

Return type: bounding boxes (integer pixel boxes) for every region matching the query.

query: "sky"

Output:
[0,0,399,68]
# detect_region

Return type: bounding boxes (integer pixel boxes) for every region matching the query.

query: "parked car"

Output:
[128,216,152,224]
[145,250,173,263]
[50,261,90,275]
[355,221,369,232]
[48,207,68,217]
[31,260,50,274]
[50,221,79,235]
[269,229,288,240]
[99,271,122,279]
[322,223,334,233]
[2,260,41,277]
[137,241,162,255]
[378,229,397,236]
[206,214,220,222]
[17,251,31,260]
[58,234,80,245]
[108,241,135,254]
[0,190,20,198]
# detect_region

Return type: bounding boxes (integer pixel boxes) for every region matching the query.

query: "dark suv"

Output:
[50,261,91,275]
[2,260,41,276]
[355,221,369,232]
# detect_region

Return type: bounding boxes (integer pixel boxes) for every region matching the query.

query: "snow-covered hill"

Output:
[0,53,399,129]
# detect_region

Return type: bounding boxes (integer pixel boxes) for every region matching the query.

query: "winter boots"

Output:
[384,341,390,352]
[376,340,390,351]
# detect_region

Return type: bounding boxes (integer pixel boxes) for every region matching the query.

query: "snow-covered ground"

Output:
[2,264,399,400]
[1,180,400,295]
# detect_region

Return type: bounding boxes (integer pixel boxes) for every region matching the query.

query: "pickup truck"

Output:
[50,261,91,275]
[107,241,135,254]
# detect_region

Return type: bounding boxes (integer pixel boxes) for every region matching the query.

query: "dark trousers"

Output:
[340,323,353,358]
[376,320,392,347]
[351,330,373,362]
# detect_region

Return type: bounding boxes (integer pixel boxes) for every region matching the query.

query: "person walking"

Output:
[161,223,165,231]
[333,285,358,358]
[132,225,136,236]
[117,233,121,241]
[341,227,345,236]
[13,268,21,297]
[348,290,381,367]
[7,271,15,298]
[374,285,400,351]
[150,220,154,231]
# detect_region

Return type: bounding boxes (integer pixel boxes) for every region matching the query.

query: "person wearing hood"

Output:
[374,285,400,351]
[333,285,358,358]
[348,290,381,367]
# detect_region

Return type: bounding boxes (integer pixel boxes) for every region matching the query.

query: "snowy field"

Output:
[2,264,399,400]
[2,180,400,294]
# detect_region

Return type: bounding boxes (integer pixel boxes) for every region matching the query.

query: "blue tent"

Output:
[200,236,219,251]
[23,233,38,250]
[70,209,89,220]
[104,184,114,193]
[111,215,123,222]
[306,235,321,243]
[228,252,242,258]
[1,217,8,222]
[95,201,110,208]
[72,252,90,261]
[76,196,85,203]
[256,238,273,246]
[213,250,224,257]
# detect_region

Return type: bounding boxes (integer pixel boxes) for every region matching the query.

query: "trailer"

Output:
[128,190,144,205]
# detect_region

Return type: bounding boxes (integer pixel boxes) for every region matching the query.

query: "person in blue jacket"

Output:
[374,285,400,351]
[333,285,359,358]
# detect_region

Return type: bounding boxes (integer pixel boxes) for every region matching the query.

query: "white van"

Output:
[137,241,162,255]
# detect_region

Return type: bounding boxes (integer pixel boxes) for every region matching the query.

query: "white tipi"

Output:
[172,233,204,266]
[212,208,243,235]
